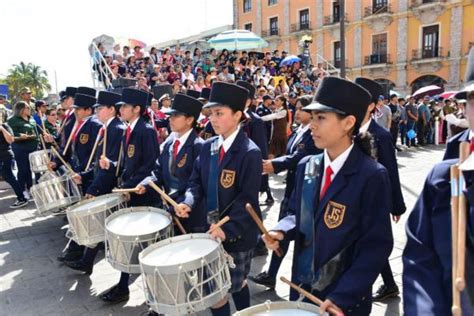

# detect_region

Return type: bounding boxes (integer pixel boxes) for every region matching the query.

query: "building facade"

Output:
[234,0,474,94]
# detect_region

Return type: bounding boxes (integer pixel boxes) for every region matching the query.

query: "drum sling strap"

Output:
[164,140,180,196]
[207,139,220,224]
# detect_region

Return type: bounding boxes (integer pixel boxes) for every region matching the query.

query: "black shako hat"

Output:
[61,87,77,101]
[93,91,122,108]
[163,93,203,121]
[204,82,248,112]
[73,93,96,109]
[76,86,96,97]
[354,77,384,104]
[236,80,256,99]
[198,88,211,101]
[117,88,149,108]
[186,89,201,99]
[455,47,474,100]
[303,76,371,125]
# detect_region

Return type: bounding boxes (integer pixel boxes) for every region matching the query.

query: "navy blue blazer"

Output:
[120,117,159,189]
[256,104,272,142]
[368,119,406,215]
[272,127,321,198]
[201,121,216,140]
[183,129,263,252]
[144,131,206,231]
[403,159,474,315]
[275,145,393,313]
[443,129,471,160]
[85,117,126,196]
[242,109,268,159]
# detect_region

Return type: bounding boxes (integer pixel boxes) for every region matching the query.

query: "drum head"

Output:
[235,301,320,316]
[141,237,219,267]
[70,194,121,214]
[107,210,171,237]
[249,310,317,316]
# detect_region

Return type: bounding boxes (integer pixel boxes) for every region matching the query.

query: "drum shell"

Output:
[66,193,124,247]
[29,149,51,173]
[234,301,320,315]
[30,174,82,215]
[139,233,231,315]
[105,207,172,274]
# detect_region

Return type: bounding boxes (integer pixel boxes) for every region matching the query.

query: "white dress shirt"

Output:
[320,143,354,195]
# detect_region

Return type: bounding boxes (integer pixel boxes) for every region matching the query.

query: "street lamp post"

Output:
[340,0,346,78]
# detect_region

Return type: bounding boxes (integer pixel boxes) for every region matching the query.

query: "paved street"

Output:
[0,144,444,315]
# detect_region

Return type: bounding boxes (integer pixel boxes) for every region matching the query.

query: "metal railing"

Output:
[410,0,447,8]
[261,28,280,37]
[364,53,391,65]
[290,21,312,32]
[364,4,392,17]
[323,14,348,26]
[332,59,348,69]
[411,47,444,60]
[89,42,115,90]
[316,54,341,77]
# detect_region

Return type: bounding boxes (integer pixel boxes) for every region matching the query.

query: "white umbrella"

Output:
[88,34,115,56]
[208,29,268,51]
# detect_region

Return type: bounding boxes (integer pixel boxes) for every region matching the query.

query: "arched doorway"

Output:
[374,79,396,98]
[410,75,446,93]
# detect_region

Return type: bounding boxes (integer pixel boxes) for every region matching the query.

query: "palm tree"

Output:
[2,62,51,100]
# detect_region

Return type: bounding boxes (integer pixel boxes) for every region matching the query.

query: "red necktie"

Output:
[320,166,334,200]
[173,140,180,160]
[125,126,132,145]
[218,146,225,163]
[100,127,105,137]
[72,119,84,143]
[470,138,474,153]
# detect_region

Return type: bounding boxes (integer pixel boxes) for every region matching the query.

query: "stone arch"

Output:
[374,78,396,97]
[410,75,446,94]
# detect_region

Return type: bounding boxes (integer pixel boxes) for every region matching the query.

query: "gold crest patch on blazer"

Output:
[203,132,212,140]
[79,133,89,144]
[177,153,187,168]
[297,143,305,149]
[220,169,236,189]
[324,201,346,229]
[127,144,135,158]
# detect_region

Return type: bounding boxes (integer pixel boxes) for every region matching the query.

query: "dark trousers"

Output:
[0,158,26,200]
[417,122,427,145]
[380,260,396,288]
[389,122,399,146]
[11,145,35,191]
[399,122,407,145]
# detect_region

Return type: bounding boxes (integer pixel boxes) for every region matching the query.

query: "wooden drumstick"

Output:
[147,181,187,234]
[112,187,140,193]
[85,133,101,171]
[102,126,107,158]
[51,146,75,175]
[245,203,283,257]
[450,164,461,316]
[207,216,230,234]
[280,276,342,316]
[455,142,471,291]
[62,121,77,155]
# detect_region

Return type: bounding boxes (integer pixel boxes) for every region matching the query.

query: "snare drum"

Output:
[66,193,125,247]
[29,149,51,173]
[105,207,172,274]
[139,233,232,315]
[30,173,82,215]
[234,301,320,315]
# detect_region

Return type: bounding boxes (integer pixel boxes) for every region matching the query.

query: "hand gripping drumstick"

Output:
[85,133,101,171]
[207,216,230,234]
[147,181,187,235]
[102,126,107,158]
[51,146,75,175]
[112,187,141,193]
[245,203,283,257]
[62,121,77,156]
[280,276,343,316]
[450,164,461,316]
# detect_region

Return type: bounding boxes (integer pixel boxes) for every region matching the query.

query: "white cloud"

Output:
[0,0,233,93]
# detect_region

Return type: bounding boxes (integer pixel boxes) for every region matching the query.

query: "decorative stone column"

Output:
[256,0,262,35]
[233,0,239,28]
[353,26,362,67]
[448,5,463,90]
[396,1,409,94]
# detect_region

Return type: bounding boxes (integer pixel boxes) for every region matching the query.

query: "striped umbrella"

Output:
[208,30,268,51]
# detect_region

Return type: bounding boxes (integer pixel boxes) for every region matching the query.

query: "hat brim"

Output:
[202,101,223,109]
[162,108,186,116]
[197,97,208,101]
[302,102,347,115]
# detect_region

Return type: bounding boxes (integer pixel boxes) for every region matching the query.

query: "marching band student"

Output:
[198,88,217,140]
[354,77,407,301]
[175,82,262,315]
[263,77,393,315]
[402,48,474,315]
[250,94,321,287]
[56,92,102,263]
[136,93,206,233]
[63,91,125,275]
[99,88,159,303]
[58,86,77,155]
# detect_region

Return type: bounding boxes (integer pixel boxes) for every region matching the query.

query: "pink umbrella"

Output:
[439,91,457,99]
[129,39,146,49]
[412,85,444,99]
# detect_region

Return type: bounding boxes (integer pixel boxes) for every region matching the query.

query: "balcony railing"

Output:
[410,0,447,8]
[411,47,444,60]
[290,21,312,32]
[364,4,392,17]
[364,53,391,65]
[332,59,348,69]
[323,14,348,26]
[261,28,280,37]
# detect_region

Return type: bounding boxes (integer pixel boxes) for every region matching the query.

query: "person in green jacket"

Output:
[8,101,39,198]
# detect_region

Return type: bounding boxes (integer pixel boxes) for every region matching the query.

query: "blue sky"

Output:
[1,0,233,92]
